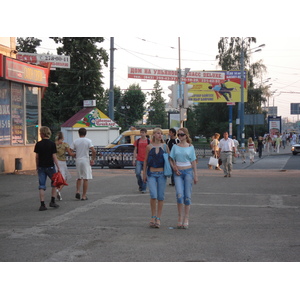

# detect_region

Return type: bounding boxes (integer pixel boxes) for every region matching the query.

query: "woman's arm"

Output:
[66,146,76,157]
[192,160,198,184]
[143,145,150,183]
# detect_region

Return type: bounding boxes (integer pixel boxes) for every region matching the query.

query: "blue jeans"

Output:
[174,168,193,205]
[38,166,56,190]
[147,171,167,200]
[135,160,147,191]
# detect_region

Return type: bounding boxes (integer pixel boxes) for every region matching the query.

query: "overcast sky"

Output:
[36,36,300,121]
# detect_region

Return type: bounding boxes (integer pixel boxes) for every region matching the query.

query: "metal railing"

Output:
[66,145,211,168]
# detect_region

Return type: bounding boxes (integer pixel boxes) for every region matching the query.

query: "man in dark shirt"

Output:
[166,128,179,186]
[34,126,60,211]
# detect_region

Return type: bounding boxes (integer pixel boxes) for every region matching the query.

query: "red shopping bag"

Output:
[52,171,68,188]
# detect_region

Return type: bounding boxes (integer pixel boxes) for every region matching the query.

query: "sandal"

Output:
[149,216,156,228]
[183,217,189,229]
[154,217,161,228]
[182,222,189,229]
[177,223,183,229]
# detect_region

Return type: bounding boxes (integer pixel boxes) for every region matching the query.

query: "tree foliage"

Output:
[110,84,146,130]
[16,37,41,53]
[187,37,269,139]
[41,37,108,131]
[147,81,167,128]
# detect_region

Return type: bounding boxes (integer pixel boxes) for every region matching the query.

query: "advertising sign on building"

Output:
[128,67,247,103]
[17,53,71,69]
[5,57,49,87]
[128,67,227,83]
[0,54,3,77]
[74,108,119,128]
[268,116,282,137]
[189,71,247,103]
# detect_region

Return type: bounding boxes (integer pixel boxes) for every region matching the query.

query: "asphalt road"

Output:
[0,148,299,263]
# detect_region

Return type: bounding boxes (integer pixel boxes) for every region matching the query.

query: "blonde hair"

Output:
[178,127,192,144]
[152,127,164,143]
[248,137,253,144]
[40,126,51,138]
[214,133,220,139]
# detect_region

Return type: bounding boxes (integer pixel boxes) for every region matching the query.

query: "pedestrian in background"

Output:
[266,135,272,153]
[257,136,264,158]
[34,126,60,211]
[291,133,297,145]
[133,128,150,193]
[281,132,286,149]
[232,136,239,164]
[143,128,168,229]
[276,135,282,153]
[207,135,214,169]
[71,128,96,201]
[208,133,222,170]
[165,128,179,186]
[239,146,246,163]
[218,132,237,177]
[55,131,75,201]
[247,137,255,163]
[170,127,198,229]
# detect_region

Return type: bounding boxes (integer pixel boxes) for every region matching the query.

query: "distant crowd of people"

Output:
[207,131,298,170]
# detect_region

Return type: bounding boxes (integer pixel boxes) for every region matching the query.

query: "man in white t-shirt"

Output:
[71,128,96,200]
[218,132,236,177]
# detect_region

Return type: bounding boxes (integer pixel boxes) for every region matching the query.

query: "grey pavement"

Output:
[0,146,299,262]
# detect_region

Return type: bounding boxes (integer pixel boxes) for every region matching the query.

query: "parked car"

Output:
[291,143,300,155]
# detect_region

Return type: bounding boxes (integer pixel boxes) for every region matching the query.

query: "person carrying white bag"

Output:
[208,133,222,171]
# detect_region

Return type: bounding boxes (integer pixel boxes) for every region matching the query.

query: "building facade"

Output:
[0,37,49,173]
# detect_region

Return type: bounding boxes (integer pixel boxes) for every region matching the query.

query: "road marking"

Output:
[4,192,298,239]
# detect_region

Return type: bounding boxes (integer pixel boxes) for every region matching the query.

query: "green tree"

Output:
[147,81,167,128]
[188,37,269,140]
[43,37,108,128]
[216,37,269,114]
[16,37,41,53]
[120,84,146,129]
[189,103,230,139]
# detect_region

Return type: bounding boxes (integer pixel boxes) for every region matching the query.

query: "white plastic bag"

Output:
[208,156,219,167]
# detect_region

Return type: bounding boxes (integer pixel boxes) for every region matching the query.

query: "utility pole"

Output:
[108,37,114,120]
[178,37,185,127]
[178,37,182,96]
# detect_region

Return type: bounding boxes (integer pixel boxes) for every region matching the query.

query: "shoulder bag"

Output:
[163,144,172,177]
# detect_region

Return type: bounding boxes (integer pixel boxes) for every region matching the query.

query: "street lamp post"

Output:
[240,39,265,147]
[240,39,245,147]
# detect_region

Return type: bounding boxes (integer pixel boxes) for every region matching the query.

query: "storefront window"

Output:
[11,82,24,144]
[26,86,38,144]
[0,81,11,145]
